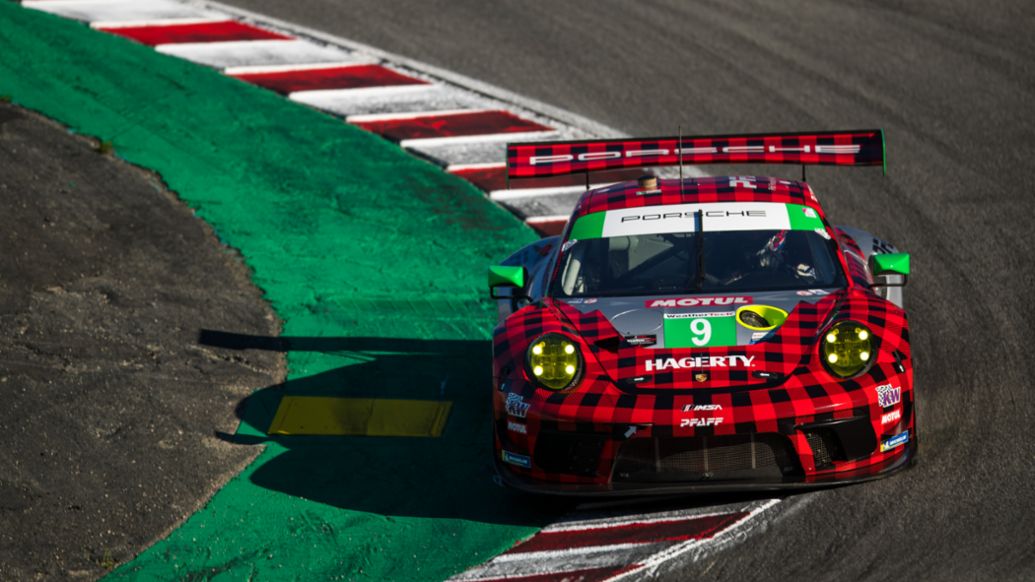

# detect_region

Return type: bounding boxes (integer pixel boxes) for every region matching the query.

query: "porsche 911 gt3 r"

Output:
[488,130,915,495]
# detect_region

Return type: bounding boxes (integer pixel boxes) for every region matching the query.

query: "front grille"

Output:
[804,429,841,469]
[613,434,799,483]
[533,431,606,476]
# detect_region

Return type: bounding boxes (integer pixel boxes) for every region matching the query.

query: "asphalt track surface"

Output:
[213,0,1035,579]
[0,103,283,580]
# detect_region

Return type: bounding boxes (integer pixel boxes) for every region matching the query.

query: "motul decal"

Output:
[646,296,752,308]
[881,409,901,426]
[644,355,755,372]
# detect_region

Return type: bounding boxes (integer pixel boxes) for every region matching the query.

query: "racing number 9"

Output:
[690,318,711,346]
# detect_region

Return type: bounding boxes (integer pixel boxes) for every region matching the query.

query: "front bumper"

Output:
[495,436,916,496]
[493,367,916,496]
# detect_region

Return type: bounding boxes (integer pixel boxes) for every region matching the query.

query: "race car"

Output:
[488,130,915,494]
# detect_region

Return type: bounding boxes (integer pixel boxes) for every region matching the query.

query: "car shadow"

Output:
[201,329,571,526]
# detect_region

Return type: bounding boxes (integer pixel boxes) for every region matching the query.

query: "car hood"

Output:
[557,290,837,349]
[550,290,844,391]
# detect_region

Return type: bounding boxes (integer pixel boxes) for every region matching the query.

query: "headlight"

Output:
[820,321,874,378]
[526,334,582,390]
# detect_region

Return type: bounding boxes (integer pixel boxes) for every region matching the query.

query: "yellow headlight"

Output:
[820,321,874,378]
[527,334,581,390]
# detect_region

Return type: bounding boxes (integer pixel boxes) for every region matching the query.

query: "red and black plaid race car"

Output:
[488,130,915,494]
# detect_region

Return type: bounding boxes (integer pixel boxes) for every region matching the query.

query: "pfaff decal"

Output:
[528,144,861,165]
[680,417,723,428]
[880,430,909,452]
[876,383,902,409]
[645,355,755,372]
[646,296,751,308]
[505,393,530,418]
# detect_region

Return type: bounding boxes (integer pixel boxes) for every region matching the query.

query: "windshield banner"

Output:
[569,202,825,239]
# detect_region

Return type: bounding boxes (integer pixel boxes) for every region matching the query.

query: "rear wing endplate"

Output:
[506,129,885,178]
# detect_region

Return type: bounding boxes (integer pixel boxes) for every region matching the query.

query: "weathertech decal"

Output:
[644,355,755,372]
[646,296,751,308]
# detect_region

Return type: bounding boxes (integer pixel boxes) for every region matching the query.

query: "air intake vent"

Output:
[613,434,799,482]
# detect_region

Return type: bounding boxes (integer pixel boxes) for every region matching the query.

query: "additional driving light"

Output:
[526,334,582,390]
[820,321,875,378]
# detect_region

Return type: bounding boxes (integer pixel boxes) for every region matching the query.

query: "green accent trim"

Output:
[664,314,737,348]
[0,4,545,580]
[873,252,910,276]
[489,265,525,288]
[569,210,605,240]
[786,203,825,231]
[881,128,887,176]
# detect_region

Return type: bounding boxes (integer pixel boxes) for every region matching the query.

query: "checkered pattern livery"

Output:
[508,130,885,178]
[572,175,823,218]
[492,174,914,492]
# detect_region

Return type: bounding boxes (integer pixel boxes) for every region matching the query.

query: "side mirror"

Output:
[869,253,910,288]
[488,265,528,299]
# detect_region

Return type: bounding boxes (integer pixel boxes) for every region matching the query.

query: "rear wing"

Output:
[507,129,885,178]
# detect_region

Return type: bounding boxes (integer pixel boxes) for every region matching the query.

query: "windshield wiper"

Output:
[693,209,705,290]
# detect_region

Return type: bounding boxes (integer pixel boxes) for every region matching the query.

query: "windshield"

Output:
[550,229,846,298]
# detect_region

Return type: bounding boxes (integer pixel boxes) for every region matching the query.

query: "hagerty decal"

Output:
[645,355,755,372]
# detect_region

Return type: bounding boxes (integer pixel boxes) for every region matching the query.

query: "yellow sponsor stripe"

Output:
[267,396,452,437]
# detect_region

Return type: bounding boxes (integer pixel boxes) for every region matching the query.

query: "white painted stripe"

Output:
[90,17,225,29]
[525,215,569,225]
[297,85,497,121]
[399,130,559,149]
[609,499,781,581]
[447,162,505,172]
[451,543,667,581]
[346,108,495,123]
[489,185,589,201]
[223,61,373,75]
[541,508,749,534]
[288,85,430,101]
[24,0,221,25]
[157,39,367,71]
[489,182,625,201]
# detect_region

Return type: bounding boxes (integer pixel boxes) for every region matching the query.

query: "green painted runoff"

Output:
[0,4,548,580]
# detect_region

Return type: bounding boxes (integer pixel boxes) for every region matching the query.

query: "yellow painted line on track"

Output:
[267,396,452,437]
